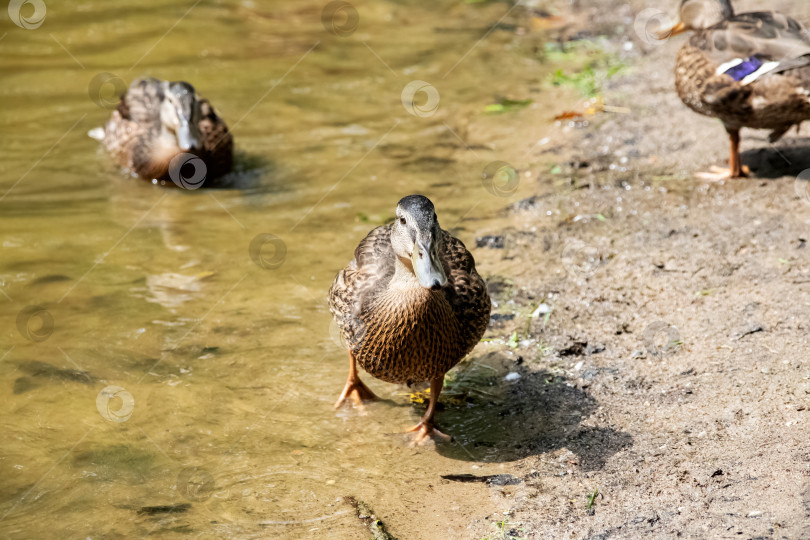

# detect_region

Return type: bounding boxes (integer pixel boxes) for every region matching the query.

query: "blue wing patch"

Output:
[722,56,764,81]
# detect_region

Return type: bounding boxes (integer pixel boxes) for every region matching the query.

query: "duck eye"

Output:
[399,217,406,225]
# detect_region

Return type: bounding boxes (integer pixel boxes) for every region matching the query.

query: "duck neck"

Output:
[158,124,180,151]
[390,256,430,296]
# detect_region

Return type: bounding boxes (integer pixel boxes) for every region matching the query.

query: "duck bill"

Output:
[411,242,447,290]
[655,20,686,40]
[175,119,200,151]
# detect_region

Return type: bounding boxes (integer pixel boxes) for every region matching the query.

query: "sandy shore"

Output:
[414,1,810,538]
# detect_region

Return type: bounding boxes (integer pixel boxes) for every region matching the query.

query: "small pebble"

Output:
[531,303,552,317]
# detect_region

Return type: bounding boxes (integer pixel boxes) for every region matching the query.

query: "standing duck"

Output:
[329,195,491,443]
[94,78,233,184]
[657,0,810,179]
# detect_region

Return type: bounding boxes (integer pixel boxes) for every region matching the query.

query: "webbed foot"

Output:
[406,420,451,445]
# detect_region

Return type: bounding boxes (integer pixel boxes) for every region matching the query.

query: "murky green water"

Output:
[0,0,576,537]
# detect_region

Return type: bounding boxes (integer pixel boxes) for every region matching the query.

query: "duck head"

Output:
[656,0,734,39]
[159,81,202,151]
[391,195,448,291]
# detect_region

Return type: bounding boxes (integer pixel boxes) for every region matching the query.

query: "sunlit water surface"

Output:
[0,0,575,537]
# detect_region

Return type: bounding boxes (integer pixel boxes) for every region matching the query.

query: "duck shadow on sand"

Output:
[427,352,632,472]
[742,136,810,179]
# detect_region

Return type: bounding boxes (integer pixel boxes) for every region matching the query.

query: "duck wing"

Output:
[117,78,165,128]
[695,12,810,79]
[439,231,491,349]
[197,99,233,178]
[102,78,164,173]
[329,225,395,345]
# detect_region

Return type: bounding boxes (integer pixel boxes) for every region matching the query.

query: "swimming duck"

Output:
[657,0,810,179]
[95,78,233,184]
[329,195,491,444]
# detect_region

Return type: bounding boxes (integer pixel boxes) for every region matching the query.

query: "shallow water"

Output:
[0,0,578,537]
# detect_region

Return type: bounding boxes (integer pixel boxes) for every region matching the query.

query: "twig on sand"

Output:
[346,496,397,540]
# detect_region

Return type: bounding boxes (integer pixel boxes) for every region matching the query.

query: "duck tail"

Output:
[87,127,105,141]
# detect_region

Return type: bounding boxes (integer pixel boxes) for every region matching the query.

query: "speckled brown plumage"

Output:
[675,11,810,136]
[103,78,232,181]
[329,224,490,386]
[196,99,233,178]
